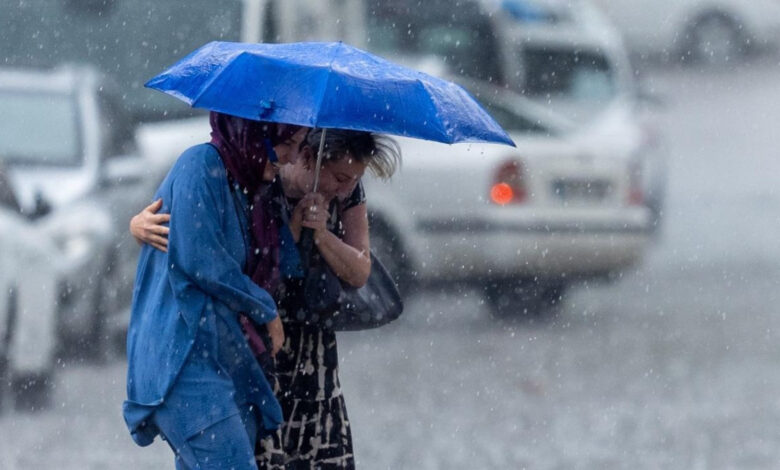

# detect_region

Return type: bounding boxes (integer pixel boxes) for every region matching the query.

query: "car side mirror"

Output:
[102,155,145,187]
[31,190,52,220]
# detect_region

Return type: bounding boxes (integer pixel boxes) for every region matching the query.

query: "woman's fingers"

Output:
[147,233,169,250]
[145,198,163,213]
[150,213,171,224]
[266,317,285,357]
[301,212,327,231]
[150,241,168,253]
[149,224,170,236]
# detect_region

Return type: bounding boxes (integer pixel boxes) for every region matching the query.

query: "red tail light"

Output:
[490,159,527,205]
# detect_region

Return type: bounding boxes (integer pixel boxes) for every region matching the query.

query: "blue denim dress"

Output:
[123,144,282,452]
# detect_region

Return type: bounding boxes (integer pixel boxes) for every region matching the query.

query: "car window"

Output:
[98,88,136,157]
[0,0,243,124]
[482,104,551,134]
[459,80,557,135]
[366,0,503,83]
[0,91,81,166]
[520,47,615,105]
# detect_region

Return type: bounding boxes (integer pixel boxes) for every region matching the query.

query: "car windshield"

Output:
[366,0,503,82]
[520,46,616,118]
[0,91,81,166]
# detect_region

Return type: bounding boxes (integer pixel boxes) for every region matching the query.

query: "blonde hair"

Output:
[306,129,401,180]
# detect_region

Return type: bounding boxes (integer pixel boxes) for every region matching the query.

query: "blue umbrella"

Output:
[145,41,514,148]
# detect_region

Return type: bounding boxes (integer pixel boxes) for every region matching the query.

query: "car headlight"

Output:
[52,231,93,261]
[40,205,112,265]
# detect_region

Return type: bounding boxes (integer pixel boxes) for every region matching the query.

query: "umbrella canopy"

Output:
[145,41,514,146]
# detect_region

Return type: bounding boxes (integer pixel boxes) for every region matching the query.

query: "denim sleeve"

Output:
[166,156,277,326]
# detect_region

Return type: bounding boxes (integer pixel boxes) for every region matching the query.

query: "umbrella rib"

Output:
[190,51,247,108]
[414,78,451,143]
[312,42,344,127]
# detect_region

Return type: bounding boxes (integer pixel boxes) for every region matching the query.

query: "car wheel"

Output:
[11,372,53,412]
[538,282,567,309]
[87,255,121,363]
[485,279,566,319]
[369,216,411,296]
[684,13,746,66]
[66,253,117,363]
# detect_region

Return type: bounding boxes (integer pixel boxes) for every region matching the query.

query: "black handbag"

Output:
[297,230,404,331]
[304,250,404,331]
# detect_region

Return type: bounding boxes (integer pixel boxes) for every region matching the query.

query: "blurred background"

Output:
[1,0,779,468]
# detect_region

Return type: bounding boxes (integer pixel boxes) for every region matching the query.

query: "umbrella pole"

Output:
[301,128,327,269]
[312,128,327,193]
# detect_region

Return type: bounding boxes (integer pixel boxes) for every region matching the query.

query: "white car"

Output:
[369,0,667,233]
[500,0,668,232]
[588,0,780,63]
[364,77,653,316]
[0,66,159,388]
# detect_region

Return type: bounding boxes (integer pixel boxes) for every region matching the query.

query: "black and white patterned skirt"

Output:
[256,321,355,469]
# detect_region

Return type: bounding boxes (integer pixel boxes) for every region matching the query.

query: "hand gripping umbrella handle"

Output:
[300,129,327,271]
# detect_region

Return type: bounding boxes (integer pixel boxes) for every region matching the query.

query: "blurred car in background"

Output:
[501,0,669,231]
[588,0,780,64]
[364,76,654,317]
[0,66,159,381]
[369,0,667,233]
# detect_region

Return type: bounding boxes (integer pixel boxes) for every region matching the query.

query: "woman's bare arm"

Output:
[304,202,371,288]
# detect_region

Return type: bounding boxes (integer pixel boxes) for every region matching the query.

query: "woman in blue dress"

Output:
[124,112,309,470]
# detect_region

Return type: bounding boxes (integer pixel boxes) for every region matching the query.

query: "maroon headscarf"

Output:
[209,111,303,355]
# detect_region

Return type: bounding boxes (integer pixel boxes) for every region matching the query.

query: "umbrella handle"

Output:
[312,128,327,193]
[301,128,327,271]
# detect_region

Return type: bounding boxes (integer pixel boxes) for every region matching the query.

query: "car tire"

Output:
[538,282,567,309]
[369,215,412,296]
[11,372,53,412]
[65,252,116,364]
[87,255,119,364]
[683,13,747,66]
[484,279,566,319]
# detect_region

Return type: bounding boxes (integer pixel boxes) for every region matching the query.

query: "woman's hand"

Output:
[289,193,328,242]
[130,199,170,252]
[266,316,285,357]
[307,204,371,287]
